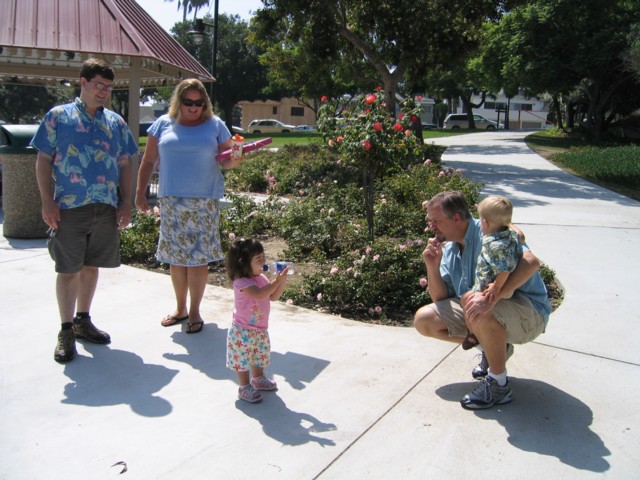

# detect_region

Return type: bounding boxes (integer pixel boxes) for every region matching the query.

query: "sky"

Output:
[134,0,264,32]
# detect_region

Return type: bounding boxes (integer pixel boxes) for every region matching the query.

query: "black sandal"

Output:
[185,321,204,334]
[462,331,479,350]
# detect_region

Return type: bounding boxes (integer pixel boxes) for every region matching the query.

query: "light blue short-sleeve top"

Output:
[149,115,231,199]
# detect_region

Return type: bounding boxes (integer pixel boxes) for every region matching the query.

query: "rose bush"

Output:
[317,89,440,239]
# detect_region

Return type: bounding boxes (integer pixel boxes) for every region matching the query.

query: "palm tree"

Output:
[166,0,210,22]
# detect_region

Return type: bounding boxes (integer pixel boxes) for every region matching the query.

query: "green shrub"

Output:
[283,239,431,325]
[120,209,162,267]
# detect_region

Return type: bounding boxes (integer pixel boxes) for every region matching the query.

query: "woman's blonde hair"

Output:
[167,78,213,121]
[477,195,513,228]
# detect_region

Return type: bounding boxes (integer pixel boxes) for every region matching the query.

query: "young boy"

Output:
[461,195,521,349]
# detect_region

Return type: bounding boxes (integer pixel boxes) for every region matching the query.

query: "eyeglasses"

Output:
[90,80,114,92]
[181,99,206,107]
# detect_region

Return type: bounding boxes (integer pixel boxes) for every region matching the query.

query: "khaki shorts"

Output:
[428,292,545,345]
[48,203,120,273]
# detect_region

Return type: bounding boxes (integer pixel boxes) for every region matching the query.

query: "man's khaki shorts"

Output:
[48,203,120,273]
[428,292,545,344]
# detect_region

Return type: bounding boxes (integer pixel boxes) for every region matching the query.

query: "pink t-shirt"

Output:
[232,275,271,330]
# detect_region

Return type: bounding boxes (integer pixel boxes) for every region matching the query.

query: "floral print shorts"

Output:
[156,196,223,266]
[226,324,271,372]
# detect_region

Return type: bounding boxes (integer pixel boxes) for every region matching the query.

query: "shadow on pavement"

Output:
[62,342,179,417]
[235,392,337,447]
[435,377,610,473]
[163,322,332,391]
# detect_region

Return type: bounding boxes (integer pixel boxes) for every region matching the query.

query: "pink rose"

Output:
[419,278,428,288]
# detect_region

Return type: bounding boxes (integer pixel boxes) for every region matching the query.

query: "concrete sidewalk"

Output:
[1,130,639,479]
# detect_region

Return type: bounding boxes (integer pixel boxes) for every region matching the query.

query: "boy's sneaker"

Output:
[460,376,513,410]
[472,343,514,379]
[73,316,111,344]
[238,385,263,403]
[251,376,278,391]
[54,329,77,363]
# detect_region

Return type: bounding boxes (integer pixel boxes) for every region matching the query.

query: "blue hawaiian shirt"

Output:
[30,98,138,209]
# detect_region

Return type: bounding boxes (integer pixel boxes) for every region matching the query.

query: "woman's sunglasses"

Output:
[182,99,206,107]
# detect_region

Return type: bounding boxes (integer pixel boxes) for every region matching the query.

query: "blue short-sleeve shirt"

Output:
[30,98,138,209]
[440,219,552,325]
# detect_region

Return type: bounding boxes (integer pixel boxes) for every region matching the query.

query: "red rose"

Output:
[321,95,328,102]
[363,140,372,151]
[373,121,383,132]
[393,123,403,132]
[411,115,418,123]
[365,94,376,105]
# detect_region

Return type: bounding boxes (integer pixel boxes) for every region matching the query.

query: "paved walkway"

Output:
[1,130,639,479]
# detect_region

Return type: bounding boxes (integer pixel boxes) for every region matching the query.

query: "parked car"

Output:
[232,125,248,134]
[443,114,501,130]
[295,124,317,132]
[247,119,295,133]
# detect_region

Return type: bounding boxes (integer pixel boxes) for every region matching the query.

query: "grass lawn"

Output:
[525,130,640,202]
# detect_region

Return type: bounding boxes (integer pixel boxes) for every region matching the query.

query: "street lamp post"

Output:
[188,0,219,104]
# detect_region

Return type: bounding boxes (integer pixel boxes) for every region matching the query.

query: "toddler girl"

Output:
[225,238,289,403]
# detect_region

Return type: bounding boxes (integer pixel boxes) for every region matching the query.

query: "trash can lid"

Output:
[0,124,39,154]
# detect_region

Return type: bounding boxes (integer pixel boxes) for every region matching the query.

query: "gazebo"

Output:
[0,0,214,238]
[0,0,215,138]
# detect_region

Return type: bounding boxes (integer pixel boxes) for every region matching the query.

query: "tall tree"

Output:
[172,15,271,131]
[164,0,210,22]
[487,0,640,138]
[252,0,506,114]
[0,82,70,124]
[250,10,376,116]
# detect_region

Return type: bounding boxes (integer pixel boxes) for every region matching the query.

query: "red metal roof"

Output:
[0,0,214,86]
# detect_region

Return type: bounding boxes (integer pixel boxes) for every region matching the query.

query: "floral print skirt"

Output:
[156,196,223,266]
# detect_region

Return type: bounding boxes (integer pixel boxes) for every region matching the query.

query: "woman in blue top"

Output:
[135,79,242,334]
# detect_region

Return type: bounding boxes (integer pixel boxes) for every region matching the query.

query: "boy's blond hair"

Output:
[477,195,513,228]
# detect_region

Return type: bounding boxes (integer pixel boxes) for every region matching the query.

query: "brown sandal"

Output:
[462,331,479,350]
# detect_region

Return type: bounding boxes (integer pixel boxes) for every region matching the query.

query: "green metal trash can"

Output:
[0,124,48,239]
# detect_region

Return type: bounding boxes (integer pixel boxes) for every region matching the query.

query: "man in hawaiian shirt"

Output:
[32,58,138,363]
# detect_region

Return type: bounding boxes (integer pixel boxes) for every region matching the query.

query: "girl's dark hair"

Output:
[226,237,264,281]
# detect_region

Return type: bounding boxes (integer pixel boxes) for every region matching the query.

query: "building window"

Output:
[291,106,305,117]
[272,106,278,115]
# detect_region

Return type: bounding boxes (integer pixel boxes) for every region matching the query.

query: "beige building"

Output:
[238,97,317,129]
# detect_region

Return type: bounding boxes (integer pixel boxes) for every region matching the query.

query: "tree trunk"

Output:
[362,166,375,240]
